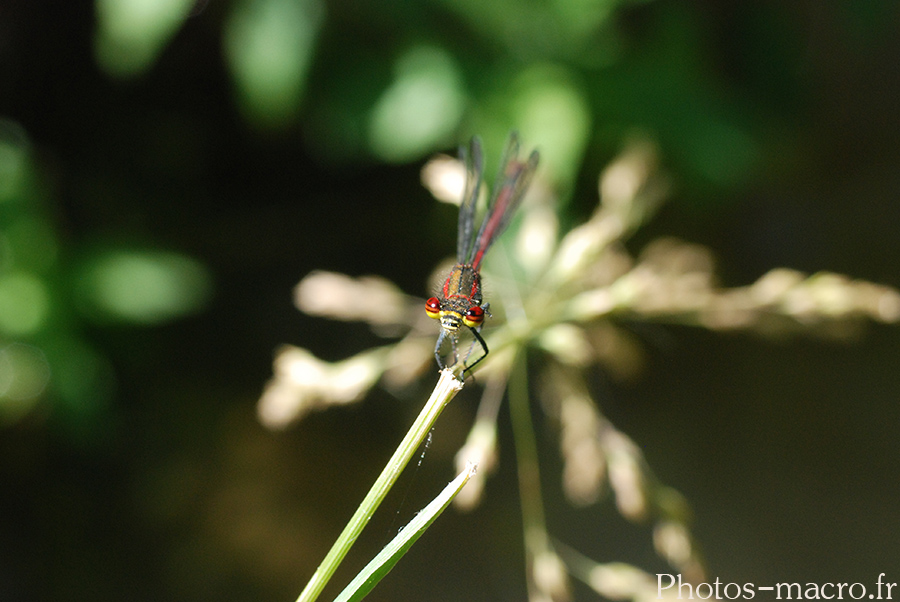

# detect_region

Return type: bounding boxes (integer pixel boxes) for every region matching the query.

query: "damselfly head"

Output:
[440,311,463,332]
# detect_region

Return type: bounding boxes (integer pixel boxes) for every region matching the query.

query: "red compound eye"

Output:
[463,305,485,328]
[425,297,442,319]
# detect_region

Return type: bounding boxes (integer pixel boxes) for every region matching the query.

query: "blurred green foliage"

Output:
[0,119,210,429]
[224,0,324,127]
[89,0,771,194]
[74,249,210,324]
[95,0,197,77]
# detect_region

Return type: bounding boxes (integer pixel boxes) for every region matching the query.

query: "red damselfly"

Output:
[426,133,539,372]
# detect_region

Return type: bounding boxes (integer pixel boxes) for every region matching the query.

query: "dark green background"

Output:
[1,1,899,601]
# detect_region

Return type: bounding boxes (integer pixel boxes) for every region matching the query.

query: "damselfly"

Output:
[426,133,539,372]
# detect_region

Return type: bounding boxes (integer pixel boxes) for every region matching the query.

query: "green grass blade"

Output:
[296,369,463,602]
[333,463,478,602]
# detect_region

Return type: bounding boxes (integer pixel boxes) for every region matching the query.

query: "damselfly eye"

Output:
[425,297,442,319]
[463,305,485,328]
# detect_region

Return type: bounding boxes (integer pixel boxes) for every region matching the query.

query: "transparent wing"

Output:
[457,137,484,264]
[470,132,540,270]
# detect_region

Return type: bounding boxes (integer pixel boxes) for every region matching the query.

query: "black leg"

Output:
[462,325,489,376]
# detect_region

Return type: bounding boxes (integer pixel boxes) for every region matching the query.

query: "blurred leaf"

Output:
[0,272,50,336]
[367,46,466,162]
[94,0,195,77]
[510,65,592,189]
[75,249,212,325]
[224,0,324,128]
[3,216,58,274]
